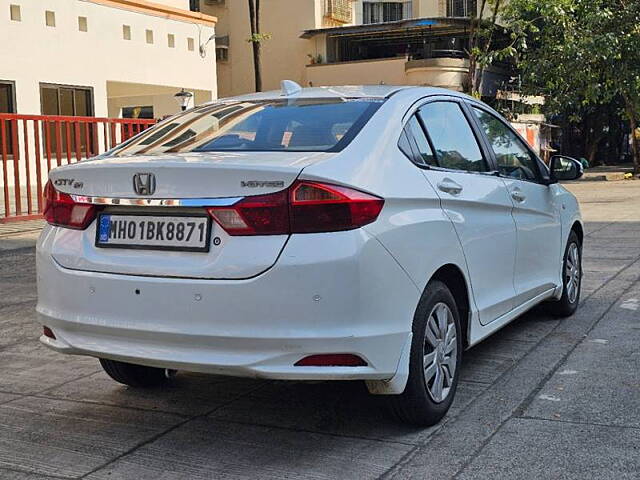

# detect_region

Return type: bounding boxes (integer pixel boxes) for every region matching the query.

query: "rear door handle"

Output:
[437,178,463,195]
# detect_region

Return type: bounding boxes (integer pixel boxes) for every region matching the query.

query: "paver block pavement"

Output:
[42,370,266,417]
[0,251,36,307]
[0,342,101,395]
[210,379,488,445]
[524,284,640,429]
[0,392,20,405]
[86,417,414,480]
[457,418,640,480]
[0,303,41,349]
[0,469,61,480]
[0,396,184,478]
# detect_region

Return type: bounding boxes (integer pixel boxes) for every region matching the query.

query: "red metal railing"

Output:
[0,113,156,223]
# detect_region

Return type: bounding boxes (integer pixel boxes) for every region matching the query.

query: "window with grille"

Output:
[447,0,477,17]
[216,47,228,62]
[363,1,412,24]
[326,0,352,23]
[0,82,15,115]
[0,81,16,156]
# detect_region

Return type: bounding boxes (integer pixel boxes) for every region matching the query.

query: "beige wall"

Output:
[0,0,217,117]
[414,0,444,17]
[106,81,212,118]
[306,57,409,87]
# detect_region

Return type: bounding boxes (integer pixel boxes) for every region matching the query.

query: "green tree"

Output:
[505,0,640,172]
[466,0,520,97]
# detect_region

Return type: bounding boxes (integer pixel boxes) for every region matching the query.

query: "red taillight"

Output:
[208,190,289,235]
[289,181,384,234]
[43,326,56,339]
[294,354,367,367]
[43,180,96,230]
[207,181,384,236]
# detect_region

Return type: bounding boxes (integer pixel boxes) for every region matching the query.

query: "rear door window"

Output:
[418,102,488,173]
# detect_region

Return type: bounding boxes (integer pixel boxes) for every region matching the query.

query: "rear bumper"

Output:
[36,228,419,380]
[37,329,406,380]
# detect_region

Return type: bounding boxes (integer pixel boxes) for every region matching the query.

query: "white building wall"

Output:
[0,0,217,198]
[0,0,217,117]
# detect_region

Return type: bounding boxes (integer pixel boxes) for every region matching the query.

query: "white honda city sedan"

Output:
[36,84,583,425]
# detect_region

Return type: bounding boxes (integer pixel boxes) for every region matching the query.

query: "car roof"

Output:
[215,85,474,103]
[217,85,412,102]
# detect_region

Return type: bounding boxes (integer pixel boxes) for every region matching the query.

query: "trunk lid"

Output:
[48,151,332,279]
[50,151,329,198]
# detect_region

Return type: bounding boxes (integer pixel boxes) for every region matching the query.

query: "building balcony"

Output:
[302,17,512,95]
[306,56,508,96]
[404,57,469,91]
[306,57,409,88]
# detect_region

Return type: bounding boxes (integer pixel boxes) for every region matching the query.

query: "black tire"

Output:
[389,280,463,426]
[547,230,582,318]
[99,358,171,388]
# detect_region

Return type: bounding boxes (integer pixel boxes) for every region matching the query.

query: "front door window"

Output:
[472,107,541,182]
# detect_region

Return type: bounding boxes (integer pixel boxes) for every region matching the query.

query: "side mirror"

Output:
[549,155,584,183]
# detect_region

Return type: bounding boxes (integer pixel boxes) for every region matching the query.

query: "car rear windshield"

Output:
[109,98,383,156]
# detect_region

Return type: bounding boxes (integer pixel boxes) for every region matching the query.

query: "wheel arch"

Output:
[571,221,584,245]
[430,264,471,349]
[366,262,473,396]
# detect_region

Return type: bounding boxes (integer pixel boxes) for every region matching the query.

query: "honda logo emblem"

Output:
[132,173,156,196]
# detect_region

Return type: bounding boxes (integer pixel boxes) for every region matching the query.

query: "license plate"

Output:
[95,213,211,252]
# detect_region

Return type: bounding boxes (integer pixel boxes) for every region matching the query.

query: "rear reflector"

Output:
[43,180,96,230]
[294,354,367,367]
[207,181,383,236]
[43,326,56,340]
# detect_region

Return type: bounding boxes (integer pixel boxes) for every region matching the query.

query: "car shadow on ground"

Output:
[35,304,558,447]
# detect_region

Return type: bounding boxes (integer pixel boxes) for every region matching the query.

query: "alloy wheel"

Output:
[565,242,581,304]
[423,302,457,403]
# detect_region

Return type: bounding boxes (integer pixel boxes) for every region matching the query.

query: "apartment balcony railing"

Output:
[0,113,156,223]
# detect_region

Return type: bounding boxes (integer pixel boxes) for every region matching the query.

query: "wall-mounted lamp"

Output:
[174,89,193,111]
[199,33,216,58]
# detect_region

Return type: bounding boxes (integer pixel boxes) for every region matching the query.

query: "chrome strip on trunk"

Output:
[70,195,243,207]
